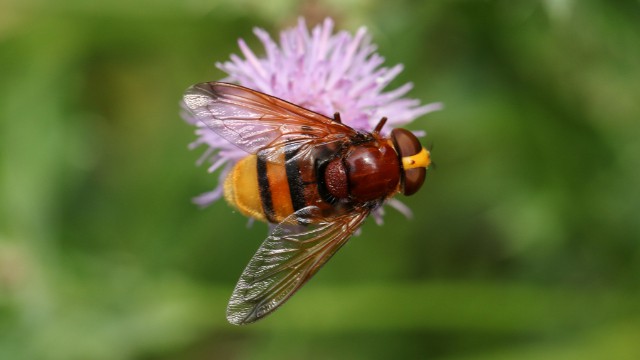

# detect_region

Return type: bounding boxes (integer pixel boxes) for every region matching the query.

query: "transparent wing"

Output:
[226,206,371,325]
[182,82,358,163]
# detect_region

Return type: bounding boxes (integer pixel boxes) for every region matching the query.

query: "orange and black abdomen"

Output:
[224,154,295,223]
[224,144,339,223]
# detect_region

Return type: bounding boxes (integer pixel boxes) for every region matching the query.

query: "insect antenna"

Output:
[333,112,342,123]
[373,117,387,134]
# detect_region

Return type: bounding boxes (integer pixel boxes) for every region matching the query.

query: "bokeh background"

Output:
[1,0,639,359]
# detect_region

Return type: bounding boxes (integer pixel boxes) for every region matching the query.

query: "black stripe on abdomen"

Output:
[256,152,276,223]
[285,145,307,212]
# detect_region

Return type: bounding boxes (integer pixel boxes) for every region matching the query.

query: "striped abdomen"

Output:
[224,146,337,223]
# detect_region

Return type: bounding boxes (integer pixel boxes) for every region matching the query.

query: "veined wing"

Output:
[182,82,359,163]
[226,206,371,325]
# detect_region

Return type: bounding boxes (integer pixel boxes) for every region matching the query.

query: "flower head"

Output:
[183,18,442,218]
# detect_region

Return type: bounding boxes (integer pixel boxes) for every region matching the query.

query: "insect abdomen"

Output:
[225,143,353,223]
[224,153,302,223]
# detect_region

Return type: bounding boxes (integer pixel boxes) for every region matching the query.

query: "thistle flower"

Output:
[183,17,442,221]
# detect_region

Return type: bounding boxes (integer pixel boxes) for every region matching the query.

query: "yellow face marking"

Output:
[402,147,430,170]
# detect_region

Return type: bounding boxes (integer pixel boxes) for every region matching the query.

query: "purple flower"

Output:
[183,18,442,220]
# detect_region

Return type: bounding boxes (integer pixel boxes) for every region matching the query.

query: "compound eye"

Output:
[391,128,428,196]
[403,168,426,196]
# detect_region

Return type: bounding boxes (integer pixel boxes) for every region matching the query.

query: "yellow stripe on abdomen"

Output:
[224,155,266,222]
[224,154,296,223]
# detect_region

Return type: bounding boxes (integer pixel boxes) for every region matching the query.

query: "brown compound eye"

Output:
[391,128,428,196]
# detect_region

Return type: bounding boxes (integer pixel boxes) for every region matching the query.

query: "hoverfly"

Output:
[183,82,431,325]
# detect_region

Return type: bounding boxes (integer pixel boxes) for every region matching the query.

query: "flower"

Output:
[183,17,442,220]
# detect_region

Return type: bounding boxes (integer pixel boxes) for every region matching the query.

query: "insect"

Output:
[183,82,431,325]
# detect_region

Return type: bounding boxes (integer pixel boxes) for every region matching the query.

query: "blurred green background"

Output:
[1,0,639,359]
